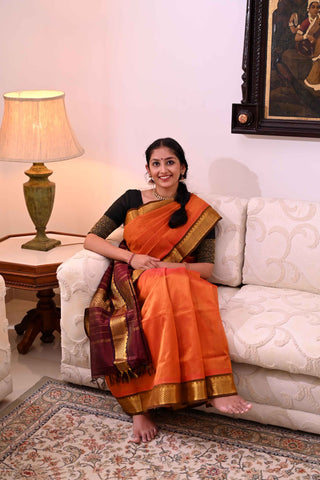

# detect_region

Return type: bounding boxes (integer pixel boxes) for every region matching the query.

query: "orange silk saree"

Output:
[106,194,237,414]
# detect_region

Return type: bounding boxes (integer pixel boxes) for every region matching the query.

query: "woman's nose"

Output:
[159,162,168,172]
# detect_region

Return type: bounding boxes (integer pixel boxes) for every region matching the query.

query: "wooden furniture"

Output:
[0,233,85,354]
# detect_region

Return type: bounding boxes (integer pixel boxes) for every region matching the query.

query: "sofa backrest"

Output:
[243,197,320,294]
[200,194,248,287]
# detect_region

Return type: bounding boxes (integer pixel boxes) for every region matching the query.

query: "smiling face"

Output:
[146,146,186,195]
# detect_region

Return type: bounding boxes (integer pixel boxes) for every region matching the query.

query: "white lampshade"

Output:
[0,90,84,162]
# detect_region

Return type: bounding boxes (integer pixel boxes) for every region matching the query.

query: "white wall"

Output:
[0,0,319,237]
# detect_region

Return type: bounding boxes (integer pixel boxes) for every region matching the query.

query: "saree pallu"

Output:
[88,194,237,414]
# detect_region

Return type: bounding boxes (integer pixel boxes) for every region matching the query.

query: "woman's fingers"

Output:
[131,254,160,270]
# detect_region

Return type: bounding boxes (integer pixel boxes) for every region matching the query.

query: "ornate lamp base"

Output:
[22,234,61,251]
[22,163,61,251]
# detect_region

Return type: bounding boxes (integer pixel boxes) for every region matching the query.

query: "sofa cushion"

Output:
[200,194,248,287]
[217,286,239,310]
[243,197,320,294]
[221,284,320,378]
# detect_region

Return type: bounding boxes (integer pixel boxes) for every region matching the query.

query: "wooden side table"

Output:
[0,232,85,354]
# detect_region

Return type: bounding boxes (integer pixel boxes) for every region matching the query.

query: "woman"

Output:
[84,138,252,444]
[294,0,320,90]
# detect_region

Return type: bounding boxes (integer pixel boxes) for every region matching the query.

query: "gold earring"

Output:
[145,172,154,184]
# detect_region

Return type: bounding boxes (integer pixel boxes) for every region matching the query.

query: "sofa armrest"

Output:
[0,274,13,400]
[57,249,110,368]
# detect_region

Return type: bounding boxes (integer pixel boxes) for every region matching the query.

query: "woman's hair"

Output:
[145,137,190,229]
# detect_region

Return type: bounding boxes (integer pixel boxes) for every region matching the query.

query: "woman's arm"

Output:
[84,233,132,262]
[84,233,160,269]
[157,261,213,279]
[85,234,212,277]
[289,13,299,34]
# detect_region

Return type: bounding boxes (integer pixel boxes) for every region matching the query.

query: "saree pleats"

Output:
[107,267,237,414]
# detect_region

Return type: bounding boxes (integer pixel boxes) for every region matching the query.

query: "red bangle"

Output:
[128,253,135,266]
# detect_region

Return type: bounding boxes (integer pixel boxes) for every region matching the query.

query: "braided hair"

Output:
[145,138,190,229]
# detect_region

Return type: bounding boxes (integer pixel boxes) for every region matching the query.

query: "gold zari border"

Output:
[164,206,221,263]
[114,374,237,415]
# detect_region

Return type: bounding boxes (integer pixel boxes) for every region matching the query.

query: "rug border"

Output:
[0,376,71,419]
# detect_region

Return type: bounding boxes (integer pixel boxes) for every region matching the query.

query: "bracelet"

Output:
[183,262,189,270]
[128,253,135,266]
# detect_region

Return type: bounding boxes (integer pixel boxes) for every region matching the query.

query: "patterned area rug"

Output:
[0,377,319,480]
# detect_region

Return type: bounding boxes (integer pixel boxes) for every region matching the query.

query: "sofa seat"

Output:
[222,284,320,377]
[200,284,320,434]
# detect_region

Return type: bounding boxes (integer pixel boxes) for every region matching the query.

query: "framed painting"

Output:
[232,0,320,138]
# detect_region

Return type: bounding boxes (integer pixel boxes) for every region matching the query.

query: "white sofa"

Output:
[0,275,12,401]
[57,195,320,435]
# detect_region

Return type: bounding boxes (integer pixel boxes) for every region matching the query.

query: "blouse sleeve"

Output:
[88,189,142,239]
[88,215,118,239]
[193,228,216,263]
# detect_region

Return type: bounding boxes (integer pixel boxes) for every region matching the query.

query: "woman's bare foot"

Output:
[129,413,158,443]
[209,395,252,414]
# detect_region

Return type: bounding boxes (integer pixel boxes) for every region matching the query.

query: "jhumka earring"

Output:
[145,172,154,184]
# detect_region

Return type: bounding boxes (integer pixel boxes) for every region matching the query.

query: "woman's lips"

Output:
[159,175,171,181]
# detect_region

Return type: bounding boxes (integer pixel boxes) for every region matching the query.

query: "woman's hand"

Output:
[130,253,160,270]
[156,261,182,269]
[156,261,214,279]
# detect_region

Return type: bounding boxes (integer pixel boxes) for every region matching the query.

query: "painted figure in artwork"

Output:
[293,0,320,90]
[270,0,320,116]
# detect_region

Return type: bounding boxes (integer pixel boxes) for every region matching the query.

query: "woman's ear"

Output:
[145,164,154,183]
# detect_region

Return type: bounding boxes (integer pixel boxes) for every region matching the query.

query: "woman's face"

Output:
[146,146,186,192]
[309,2,320,17]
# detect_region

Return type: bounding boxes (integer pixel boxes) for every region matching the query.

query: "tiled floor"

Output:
[0,294,62,412]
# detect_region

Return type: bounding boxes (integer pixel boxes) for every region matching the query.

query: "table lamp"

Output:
[0,90,84,251]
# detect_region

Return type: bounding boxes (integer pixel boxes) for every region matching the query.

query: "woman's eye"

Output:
[152,161,159,167]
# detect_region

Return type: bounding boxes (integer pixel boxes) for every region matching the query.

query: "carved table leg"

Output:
[15,288,61,354]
